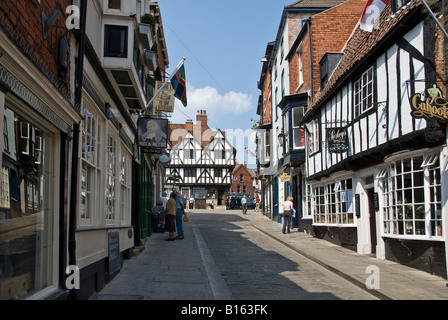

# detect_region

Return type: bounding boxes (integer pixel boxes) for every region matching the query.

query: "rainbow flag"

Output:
[171,64,187,107]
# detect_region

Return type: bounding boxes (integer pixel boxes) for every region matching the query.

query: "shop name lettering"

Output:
[411,91,448,123]
[327,128,349,153]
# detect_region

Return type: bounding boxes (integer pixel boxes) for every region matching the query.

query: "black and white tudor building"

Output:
[165,128,236,208]
[300,0,448,278]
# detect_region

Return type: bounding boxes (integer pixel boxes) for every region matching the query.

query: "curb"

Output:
[252,225,393,301]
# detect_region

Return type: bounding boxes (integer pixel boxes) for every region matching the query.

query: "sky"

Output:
[157,0,295,167]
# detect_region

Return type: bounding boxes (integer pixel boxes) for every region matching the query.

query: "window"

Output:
[307,119,319,154]
[381,154,442,237]
[1,107,52,299]
[120,149,131,224]
[214,168,222,178]
[184,149,194,159]
[391,0,411,13]
[354,66,374,118]
[311,179,354,225]
[108,0,121,10]
[104,25,128,58]
[106,131,117,222]
[240,174,244,183]
[283,113,289,152]
[320,56,328,89]
[185,168,195,178]
[3,115,9,152]
[243,186,247,194]
[297,48,304,88]
[264,131,271,161]
[81,106,101,224]
[281,70,285,99]
[237,185,241,194]
[214,149,225,160]
[292,107,305,149]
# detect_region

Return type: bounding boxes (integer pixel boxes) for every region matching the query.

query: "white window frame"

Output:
[292,107,305,149]
[106,129,117,224]
[80,106,102,226]
[307,119,319,155]
[380,153,443,239]
[354,66,374,118]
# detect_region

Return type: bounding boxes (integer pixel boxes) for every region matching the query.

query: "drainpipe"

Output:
[307,19,313,103]
[69,0,87,300]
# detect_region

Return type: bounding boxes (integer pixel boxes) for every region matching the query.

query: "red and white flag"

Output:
[360,0,391,32]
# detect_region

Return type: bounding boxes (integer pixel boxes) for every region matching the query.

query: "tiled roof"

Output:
[285,0,348,9]
[306,0,421,116]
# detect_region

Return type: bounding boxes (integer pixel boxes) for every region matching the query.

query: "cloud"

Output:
[170,84,253,124]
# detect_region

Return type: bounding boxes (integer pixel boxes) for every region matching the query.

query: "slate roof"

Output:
[304,0,422,120]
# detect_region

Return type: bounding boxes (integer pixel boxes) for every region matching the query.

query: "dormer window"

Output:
[391,0,411,13]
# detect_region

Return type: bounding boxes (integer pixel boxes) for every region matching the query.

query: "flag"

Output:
[171,63,187,107]
[360,0,390,32]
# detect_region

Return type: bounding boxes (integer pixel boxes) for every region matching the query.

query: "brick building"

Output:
[231,162,255,198]
[0,0,78,300]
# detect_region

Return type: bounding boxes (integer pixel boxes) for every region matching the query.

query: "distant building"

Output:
[165,110,236,208]
[231,162,255,198]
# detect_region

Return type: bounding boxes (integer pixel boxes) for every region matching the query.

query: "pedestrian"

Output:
[209,200,214,210]
[174,189,186,239]
[164,192,177,241]
[282,196,294,234]
[189,196,194,209]
[241,195,248,215]
[161,191,169,209]
[255,196,260,212]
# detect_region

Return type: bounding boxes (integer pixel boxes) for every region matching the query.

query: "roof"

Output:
[285,0,348,9]
[303,0,422,120]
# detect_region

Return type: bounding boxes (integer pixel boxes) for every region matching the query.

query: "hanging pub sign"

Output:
[410,84,448,123]
[137,117,168,150]
[153,81,175,113]
[326,127,349,153]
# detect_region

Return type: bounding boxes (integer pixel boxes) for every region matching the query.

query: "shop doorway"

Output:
[367,188,377,254]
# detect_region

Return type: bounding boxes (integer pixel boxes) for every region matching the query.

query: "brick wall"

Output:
[289,0,365,97]
[231,163,254,197]
[0,0,72,96]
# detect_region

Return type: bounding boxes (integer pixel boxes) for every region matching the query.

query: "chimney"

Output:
[185,119,193,133]
[196,110,208,127]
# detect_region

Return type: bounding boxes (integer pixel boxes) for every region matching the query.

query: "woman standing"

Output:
[164,192,177,241]
[282,196,294,234]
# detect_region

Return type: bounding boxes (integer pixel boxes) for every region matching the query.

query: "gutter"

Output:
[69,0,87,300]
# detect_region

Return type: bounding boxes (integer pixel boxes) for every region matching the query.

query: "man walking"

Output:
[241,195,248,215]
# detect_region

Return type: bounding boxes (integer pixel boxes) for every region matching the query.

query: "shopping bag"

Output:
[183,214,189,222]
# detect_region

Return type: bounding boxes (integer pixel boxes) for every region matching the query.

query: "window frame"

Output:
[353,66,374,118]
[104,24,128,58]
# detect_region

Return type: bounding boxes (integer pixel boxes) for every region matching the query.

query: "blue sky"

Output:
[158,0,294,167]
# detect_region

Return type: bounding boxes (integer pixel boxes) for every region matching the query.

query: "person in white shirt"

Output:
[241,195,248,215]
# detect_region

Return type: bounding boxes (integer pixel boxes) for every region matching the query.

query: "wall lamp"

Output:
[42,9,60,39]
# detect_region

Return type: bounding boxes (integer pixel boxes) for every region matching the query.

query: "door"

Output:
[367,188,377,254]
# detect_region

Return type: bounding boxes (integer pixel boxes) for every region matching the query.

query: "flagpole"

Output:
[145,57,186,110]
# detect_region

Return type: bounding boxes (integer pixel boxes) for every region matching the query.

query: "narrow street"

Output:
[97,208,377,301]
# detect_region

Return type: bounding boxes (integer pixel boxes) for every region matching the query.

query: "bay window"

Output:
[381,153,442,238]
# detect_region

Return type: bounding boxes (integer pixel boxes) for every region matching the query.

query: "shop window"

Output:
[381,154,442,237]
[0,107,52,299]
[311,179,354,226]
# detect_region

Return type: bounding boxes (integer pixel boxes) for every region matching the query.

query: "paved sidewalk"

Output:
[245,211,448,300]
[96,208,448,300]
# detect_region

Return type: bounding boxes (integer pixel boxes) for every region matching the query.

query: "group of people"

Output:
[161,190,187,241]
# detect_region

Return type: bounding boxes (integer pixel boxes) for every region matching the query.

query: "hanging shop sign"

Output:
[326,127,349,153]
[279,172,290,182]
[153,81,175,113]
[137,117,168,150]
[410,84,448,123]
